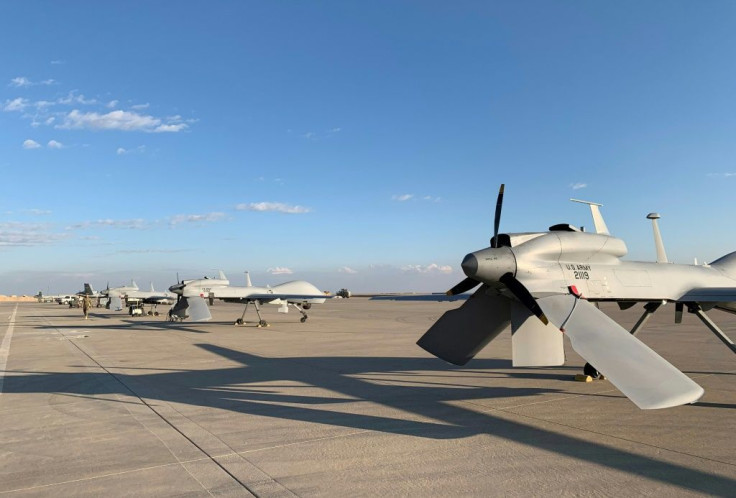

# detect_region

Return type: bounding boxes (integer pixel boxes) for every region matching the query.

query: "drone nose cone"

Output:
[461,253,479,278]
[466,246,517,283]
[169,283,184,295]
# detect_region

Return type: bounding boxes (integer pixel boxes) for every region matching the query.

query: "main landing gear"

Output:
[233,301,310,326]
[235,301,269,327]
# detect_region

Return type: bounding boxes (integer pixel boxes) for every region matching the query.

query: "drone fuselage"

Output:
[466,230,736,309]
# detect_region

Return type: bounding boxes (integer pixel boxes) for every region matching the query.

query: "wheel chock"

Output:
[574,374,593,382]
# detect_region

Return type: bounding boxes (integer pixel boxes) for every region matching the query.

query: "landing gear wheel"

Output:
[235,318,244,325]
[300,316,308,323]
[583,363,601,379]
[258,320,268,327]
[147,311,153,316]
[154,311,159,316]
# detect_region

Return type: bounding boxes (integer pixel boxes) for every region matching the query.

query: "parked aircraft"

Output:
[418,185,735,409]
[125,283,176,315]
[168,271,328,325]
[100,281,139,311]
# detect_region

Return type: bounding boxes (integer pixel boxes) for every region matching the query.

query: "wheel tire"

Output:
[300,316,307,323]
[154,311,159,316]
[235,318,243,325]
[259,320,268,327]
[583,363,600,379]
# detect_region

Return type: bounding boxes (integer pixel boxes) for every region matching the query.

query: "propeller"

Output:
[446,277,479,296]
[446,184,506,296]
[499,273,549,325]
[492,183,505,248]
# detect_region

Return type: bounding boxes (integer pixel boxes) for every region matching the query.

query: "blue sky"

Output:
[2,1,736,295]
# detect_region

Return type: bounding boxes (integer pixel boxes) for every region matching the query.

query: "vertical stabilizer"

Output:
[245,271,252,287]
[218,270,227,280]
[646,213,668,263]
[570,199,609,235]
[150,282,155,292]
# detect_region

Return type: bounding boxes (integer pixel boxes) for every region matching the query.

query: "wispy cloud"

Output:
[47,140,63,149]
[235,202,311,214]
[4,98,29,112]
[106,100,119,108]
[25,209,52,215]
[401,263,453,274]
[66,219,148,230]
[50,60,65,65]
[707,172,736,178]
[9,76,55,88]
[392,194,414,202]
[268,266,293,275]
[131,103,150,110]
[22,139,40,149]
[300,127,342,140]
[0,222,68,246]
[338,266,358,274]
[117,145,146,155]
[58,109,187,133]
[113,249,191,254]
[570,182,587,190]
[169,212,225,225]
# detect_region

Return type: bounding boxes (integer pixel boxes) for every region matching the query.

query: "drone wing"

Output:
[538,295,704,409]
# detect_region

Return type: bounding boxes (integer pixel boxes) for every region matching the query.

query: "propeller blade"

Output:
[418,285,511,365]
[492,184,505,248]
[499,272,549,325]
[446,277,480,296]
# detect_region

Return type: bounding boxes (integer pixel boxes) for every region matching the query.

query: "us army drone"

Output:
[124,283,176,315]
[100,281,139,311]
[418,185,736,409]
[168,271,328,325]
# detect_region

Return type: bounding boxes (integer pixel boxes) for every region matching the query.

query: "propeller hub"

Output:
[462,246,516,283]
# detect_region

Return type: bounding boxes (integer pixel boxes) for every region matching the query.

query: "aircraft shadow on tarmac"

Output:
[3,343,734,496]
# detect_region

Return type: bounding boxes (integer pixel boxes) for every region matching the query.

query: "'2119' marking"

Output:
[565,264,591,280]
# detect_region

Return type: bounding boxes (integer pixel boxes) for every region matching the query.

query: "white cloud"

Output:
[235,202,311,214]
[57,109,188,133]
[106,100,119,108]
[268,267,293,275]
[570,182,587,190]
[47,140,63,149]
[131,103,150,110]
[392,194,414,201]
[66,218,148,230]
[338,266,358,274]
[4,98,29,112]
[50,60,65,65]
[10,77,31,87]
[303,132,316,139]
[401,263,453,274]
[0,222,67,246]
[328,127,342,133]
[22,139,41,149]
[116,145,146,155]
[8,76,55,87]
[707,172,736,178]
[58,91,97,105]
[169,212,225,225]
[25,209,52,215]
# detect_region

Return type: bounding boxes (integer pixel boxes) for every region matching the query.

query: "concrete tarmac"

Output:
[0,299,734,497]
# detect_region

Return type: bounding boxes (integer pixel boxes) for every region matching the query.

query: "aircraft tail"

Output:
[218,270,227,280]
[84,283,95,295]
[245,271,252,287]
[570,199,609,235]
[711,251,736,279]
